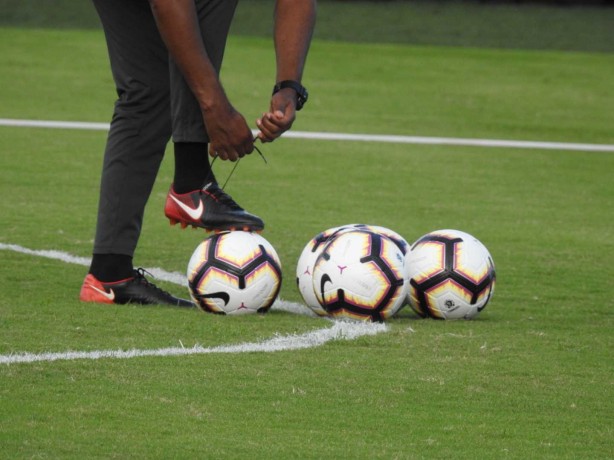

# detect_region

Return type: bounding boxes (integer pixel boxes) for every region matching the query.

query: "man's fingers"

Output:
[256,111,292,142]
[209,137,254,162]
[256,118,277,142]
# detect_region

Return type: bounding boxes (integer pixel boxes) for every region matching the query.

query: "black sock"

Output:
[173,142,213,194]
[89,254,134,283]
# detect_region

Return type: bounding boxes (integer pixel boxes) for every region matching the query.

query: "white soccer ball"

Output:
[311,229,408,322]
[404,229,496,320]
[296,224,410,317]
[296,225,357,316]
[187,231,282,315]
[352,224,410,256]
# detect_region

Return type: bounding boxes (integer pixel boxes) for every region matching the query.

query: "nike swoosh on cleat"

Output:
[170,194,204,220]
[88,284,115,301]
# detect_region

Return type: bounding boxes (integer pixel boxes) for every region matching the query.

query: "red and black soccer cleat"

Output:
[164,182,264,232]
[79,268,194,308]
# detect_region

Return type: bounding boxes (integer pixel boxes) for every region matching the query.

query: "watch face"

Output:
[297,88,308,107]
[296,86,307,110]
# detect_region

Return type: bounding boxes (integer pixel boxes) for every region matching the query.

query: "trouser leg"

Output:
[170,0,239,143]
[91,0,171,257]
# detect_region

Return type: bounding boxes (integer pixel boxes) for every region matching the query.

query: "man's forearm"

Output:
[273,0,317,83]
[148,0,226,111]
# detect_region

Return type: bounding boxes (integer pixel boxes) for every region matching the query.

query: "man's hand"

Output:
[256,0,316,143]
[255,88,297,143]
[149,0,253,162]
[204,101,254,161]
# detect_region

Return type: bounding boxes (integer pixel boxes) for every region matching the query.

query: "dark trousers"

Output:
[91,0,237,256]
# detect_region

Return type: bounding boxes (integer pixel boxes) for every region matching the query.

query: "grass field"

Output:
[1,0,614,52]
[1,3,614,459]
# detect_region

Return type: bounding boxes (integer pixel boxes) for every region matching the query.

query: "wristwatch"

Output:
[272,80,308,111]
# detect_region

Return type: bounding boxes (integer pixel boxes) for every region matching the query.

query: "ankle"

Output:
[89,254,133,282]
[173,142,213,193]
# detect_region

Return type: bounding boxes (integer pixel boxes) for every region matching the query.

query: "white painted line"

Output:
[0,243,92,267]
[1,242,389,363]
[0,321,388,365]
[0,242,314,316]
[1,118,612,152]
[280,131,614,153]
[0,118,109,131]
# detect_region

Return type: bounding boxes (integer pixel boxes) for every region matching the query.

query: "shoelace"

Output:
[202,182,243,210]
[133,268,170,295]
[210,140,268,190]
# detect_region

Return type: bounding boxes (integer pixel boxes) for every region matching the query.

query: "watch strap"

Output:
[272,80,308,111]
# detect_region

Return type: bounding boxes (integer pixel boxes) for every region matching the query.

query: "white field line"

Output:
[0,242,314,316]
[1,118,613,153]
[0,243,390,364]
[0,321,388,365]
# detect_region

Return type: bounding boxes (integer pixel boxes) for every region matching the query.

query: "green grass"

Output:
[1,23,613,460]
[233,0,614,52]
[1,0,614,52]
[3,29,614,144]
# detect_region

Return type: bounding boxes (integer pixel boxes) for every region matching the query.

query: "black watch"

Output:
[272,80,308,111]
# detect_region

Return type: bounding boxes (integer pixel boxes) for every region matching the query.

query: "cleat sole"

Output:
[168,218,263,234]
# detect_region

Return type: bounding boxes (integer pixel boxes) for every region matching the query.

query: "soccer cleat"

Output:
[79,268,194,308]
[164,182,264,232]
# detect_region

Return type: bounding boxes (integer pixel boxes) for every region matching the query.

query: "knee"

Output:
[109,78,171,142]
[115,77,170,116]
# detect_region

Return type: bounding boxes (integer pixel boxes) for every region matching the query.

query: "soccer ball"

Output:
[311,229,408,322]
[352,224,410,256]
[296,225,357,316]
[187,231,282,315]
[404,229,496,320]
[296,224,410,316]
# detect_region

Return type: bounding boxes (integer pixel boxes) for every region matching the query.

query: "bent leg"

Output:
[170,0,239,143]
[92,0,172,257]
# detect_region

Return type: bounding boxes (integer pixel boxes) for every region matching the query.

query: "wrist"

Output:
[272,80,308,111]
[197,82,228,113]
